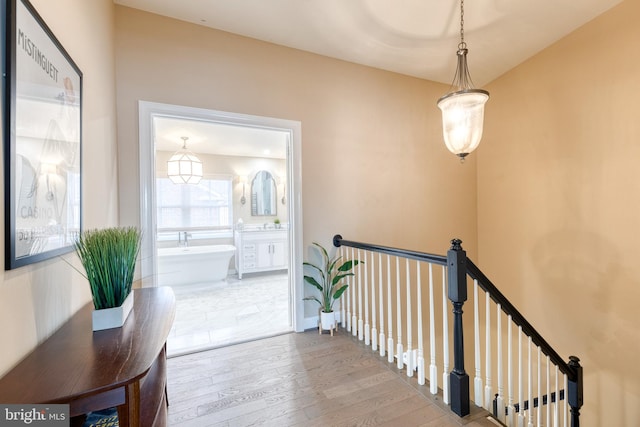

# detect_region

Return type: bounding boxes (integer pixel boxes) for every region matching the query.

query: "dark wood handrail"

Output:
[465,259,575,380]
[333,235,447,266]
[334,234,576,381]
[333,234,582,424]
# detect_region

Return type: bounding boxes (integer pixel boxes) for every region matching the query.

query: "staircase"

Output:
[327,235,583,427]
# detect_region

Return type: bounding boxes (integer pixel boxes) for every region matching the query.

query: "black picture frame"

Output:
[2,0,82,270]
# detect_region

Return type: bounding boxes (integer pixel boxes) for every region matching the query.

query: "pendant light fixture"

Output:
[437,0,489,161]
[167,136,203,184]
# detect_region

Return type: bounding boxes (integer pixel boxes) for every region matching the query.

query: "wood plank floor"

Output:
[166,329,498,427]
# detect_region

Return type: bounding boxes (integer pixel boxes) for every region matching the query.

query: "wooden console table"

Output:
[0,287,176,427]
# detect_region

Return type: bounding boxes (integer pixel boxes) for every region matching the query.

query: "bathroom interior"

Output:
[152,116,292,357]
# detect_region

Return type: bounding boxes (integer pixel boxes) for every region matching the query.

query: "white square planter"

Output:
[92,292,134,331]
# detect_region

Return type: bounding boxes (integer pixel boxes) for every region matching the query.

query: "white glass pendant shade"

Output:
[437,0,490,161]
[437,89,489,158]
[167,150,203,184]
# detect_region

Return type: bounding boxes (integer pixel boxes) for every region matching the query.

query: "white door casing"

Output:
[137,100,304,332]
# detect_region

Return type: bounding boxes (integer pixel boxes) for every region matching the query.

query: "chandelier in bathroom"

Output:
[167,136,203,184]
[437,0,489,161]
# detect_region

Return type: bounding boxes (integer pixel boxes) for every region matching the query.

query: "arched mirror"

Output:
[251,170,277,216]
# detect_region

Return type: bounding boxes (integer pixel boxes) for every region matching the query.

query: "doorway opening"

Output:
[138,101,303,356]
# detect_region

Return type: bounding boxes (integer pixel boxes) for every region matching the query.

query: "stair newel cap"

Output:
[333,235,343,247]
[568,355,581,367]
[450,238,463,251]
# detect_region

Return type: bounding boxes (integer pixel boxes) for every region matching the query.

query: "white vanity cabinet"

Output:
[234,229,288,279]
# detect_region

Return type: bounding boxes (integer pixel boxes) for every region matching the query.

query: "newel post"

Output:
[447,238,470,417]
[568,356,583,427]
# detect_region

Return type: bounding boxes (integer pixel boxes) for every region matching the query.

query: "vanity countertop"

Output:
[236,224,288,232]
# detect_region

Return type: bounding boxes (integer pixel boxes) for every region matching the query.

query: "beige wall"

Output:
[0,1,632,423]
[114,7,479,289]
[0,0,118,375]
[480,1,640,425]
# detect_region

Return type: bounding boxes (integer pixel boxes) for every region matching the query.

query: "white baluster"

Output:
[348,273,353,331]
[379,253,385,357]
[396,257,403,370]
[351,248,357,337]
[485,290,493,410]
[334,277,340,330]
[364,250,370,345]
[474,280,483,407]
[341,248,346,328]
[546,354,551,427]
[387,255,393,363]
[518,326,524,427]
[497,304,505,423]
[346,269,351,331]
[528,337,533,427]
[537,346,541,427]
[405,259,413,377]
[428,263,438,394]
[371,252,377,351]
[358,249,364,341]
[554,365,559,427]
[507,316,515,427]
[387,255,394,364]
[442,265,450,405]
[563,373,568,427]
[417,262,425,385]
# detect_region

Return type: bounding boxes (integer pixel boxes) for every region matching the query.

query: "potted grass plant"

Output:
[75,227,142,331]
[303,242,360,335]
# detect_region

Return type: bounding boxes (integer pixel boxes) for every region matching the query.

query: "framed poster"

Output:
[2,0,82,269]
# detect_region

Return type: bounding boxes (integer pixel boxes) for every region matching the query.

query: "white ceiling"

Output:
[120,0,622,157]
[114,0,622,86]
[154,116,288,158]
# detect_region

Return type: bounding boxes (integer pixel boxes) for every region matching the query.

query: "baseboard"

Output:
[303,316,319,330]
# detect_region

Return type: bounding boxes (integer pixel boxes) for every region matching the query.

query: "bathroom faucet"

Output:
[178,231,192,247]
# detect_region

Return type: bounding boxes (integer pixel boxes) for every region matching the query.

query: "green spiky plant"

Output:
[303,242,361,313]
[74,227,142,310]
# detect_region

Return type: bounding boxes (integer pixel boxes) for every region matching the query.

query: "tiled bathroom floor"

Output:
[166,271,291,357]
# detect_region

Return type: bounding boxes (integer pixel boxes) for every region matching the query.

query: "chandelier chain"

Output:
[459,0,466,50]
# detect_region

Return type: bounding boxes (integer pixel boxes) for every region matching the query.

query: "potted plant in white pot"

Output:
[303,242,360,335]
[75,227,142,331]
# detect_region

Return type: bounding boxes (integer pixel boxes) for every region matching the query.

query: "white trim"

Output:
[304,316,319,331]
[138,101,304,332]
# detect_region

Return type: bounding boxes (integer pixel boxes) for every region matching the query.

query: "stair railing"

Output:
[333,235,583,427]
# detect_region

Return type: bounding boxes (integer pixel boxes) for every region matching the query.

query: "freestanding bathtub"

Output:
[157,244,236,286]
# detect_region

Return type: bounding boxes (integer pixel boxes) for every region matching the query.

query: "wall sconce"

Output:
[277,175,286,205]
[239,175,247,205]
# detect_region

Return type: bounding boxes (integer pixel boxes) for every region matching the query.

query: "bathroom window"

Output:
[156,176,232,231]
